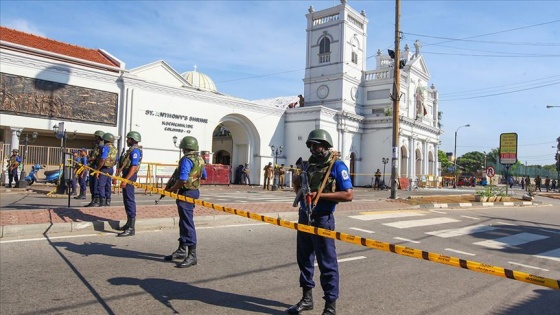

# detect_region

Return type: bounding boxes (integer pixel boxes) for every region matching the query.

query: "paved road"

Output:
[1,204,559,314]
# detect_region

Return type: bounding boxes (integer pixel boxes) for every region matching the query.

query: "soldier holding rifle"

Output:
[288,129,353,315]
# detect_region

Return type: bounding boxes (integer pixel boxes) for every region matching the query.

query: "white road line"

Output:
[315,256,367,266]
[537,228,560,235]
[445,248,476,256]
[349,212,425,221]
[383,217,460,229]
[460,215,479,220]
[429,210,447,214]
[349,227,375,234]
[474,233,549,249]
[394,237,421,244]
[0,233,102,243]
[508,262,549,271]
[534,248,560,262]
[426,225,496,238]
[495,221,517,226]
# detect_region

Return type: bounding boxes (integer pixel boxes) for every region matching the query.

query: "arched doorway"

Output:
[211,114,261,185]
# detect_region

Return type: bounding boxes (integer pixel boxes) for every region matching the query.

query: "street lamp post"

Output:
[453,124,470,188]
[381,157,389,190]
[15,131,38,188]
[270,145,283,191]
[172,136,182,160]
[52,122,76,194]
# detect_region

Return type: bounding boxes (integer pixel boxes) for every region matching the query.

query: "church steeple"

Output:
[303,1,368,113]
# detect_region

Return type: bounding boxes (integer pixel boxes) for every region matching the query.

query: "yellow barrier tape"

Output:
[82,164,560,290]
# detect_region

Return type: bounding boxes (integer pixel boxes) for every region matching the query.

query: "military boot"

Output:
[287,287,313,314]
[105,198,111,207]
[118,216,131,231]
[117,218,135,237]
[164,243,187,261]
[322,300,336,315]
[97,198,106,207]
[73,193,85,200]
[176,245,197,268]
[85,197,100,207]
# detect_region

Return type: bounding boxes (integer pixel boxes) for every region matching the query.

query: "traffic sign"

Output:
[486,166,495,178]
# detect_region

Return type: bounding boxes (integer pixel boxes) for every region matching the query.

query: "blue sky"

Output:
[1,0,559,166]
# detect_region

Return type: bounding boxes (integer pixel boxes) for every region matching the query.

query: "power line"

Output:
[439,81,560,101]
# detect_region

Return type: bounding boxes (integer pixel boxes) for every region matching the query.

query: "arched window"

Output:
[319,37,330,54]
[318,37,331,63]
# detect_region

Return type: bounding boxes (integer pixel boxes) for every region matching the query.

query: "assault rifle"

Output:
[155,167,179,204]
[292,157,314,223]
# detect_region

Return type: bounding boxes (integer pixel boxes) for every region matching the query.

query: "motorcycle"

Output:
[26,164,61,186]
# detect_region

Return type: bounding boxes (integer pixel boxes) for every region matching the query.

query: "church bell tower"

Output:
[303,0,368,113]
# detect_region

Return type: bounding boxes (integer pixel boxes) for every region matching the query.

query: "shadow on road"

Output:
[52,241,163,262]
[108,277,290,314]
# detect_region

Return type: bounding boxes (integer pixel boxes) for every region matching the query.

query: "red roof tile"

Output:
[0,26,120,68]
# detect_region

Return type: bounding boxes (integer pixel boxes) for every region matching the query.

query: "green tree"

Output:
[438,150,452,170]
[456,151,486,174]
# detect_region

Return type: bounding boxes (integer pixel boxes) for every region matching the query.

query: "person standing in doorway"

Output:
[242,163,251,186]
[287,128,353,315]
[164,136,207,268]
[116,131,142,237]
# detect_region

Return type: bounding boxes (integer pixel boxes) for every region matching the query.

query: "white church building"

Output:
[0,0,441,187]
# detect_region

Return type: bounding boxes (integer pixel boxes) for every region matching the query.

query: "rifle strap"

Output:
[311,150,338,208]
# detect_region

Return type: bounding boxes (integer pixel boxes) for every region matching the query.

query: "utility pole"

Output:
[390,0,401,199]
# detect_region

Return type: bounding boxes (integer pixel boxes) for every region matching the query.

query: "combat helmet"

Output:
[306,128,333,149]
[179,136,198,151]
[102,133,115,143]
[94,130,105,138]
[126,131,141,142]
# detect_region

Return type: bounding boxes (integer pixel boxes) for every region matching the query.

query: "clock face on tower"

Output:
[317,85,329,99]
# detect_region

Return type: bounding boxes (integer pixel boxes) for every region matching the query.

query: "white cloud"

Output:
[4,18,46,37]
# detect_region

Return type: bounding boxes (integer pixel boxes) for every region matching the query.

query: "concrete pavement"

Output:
[0,184,551,238]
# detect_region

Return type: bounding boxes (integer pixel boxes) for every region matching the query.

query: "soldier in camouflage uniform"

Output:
[115,131,142,237]
[95,132,118,207]
[85,130,104,207]
[164,136,207,268]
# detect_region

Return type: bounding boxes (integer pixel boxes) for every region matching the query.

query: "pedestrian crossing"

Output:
[347,211,560,273]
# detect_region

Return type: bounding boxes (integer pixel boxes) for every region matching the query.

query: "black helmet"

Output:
[179,136,198,151]
[102,133,115,143]
[306,129,333,148]
[126,131,141,142]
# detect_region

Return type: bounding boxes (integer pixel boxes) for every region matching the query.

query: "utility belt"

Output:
[299,207,332,218]
[178,187,198,194]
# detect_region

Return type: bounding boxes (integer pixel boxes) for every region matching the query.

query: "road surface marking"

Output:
[445,248,476,256]
[426,225,496,238]
[495,221,517,226]
[534,248,560,262]
[349,227,375,234]
[394,237,421,244]
[314,256,367,267]
[0,234,102,243]
[383,217,460,229]
[474,233,549,249]
[508,262,549,271]
[349,212,425,221]
[429,210,447,214]
[460,215,479,220]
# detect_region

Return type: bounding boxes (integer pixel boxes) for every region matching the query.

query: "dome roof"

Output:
[181,67,217,92]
